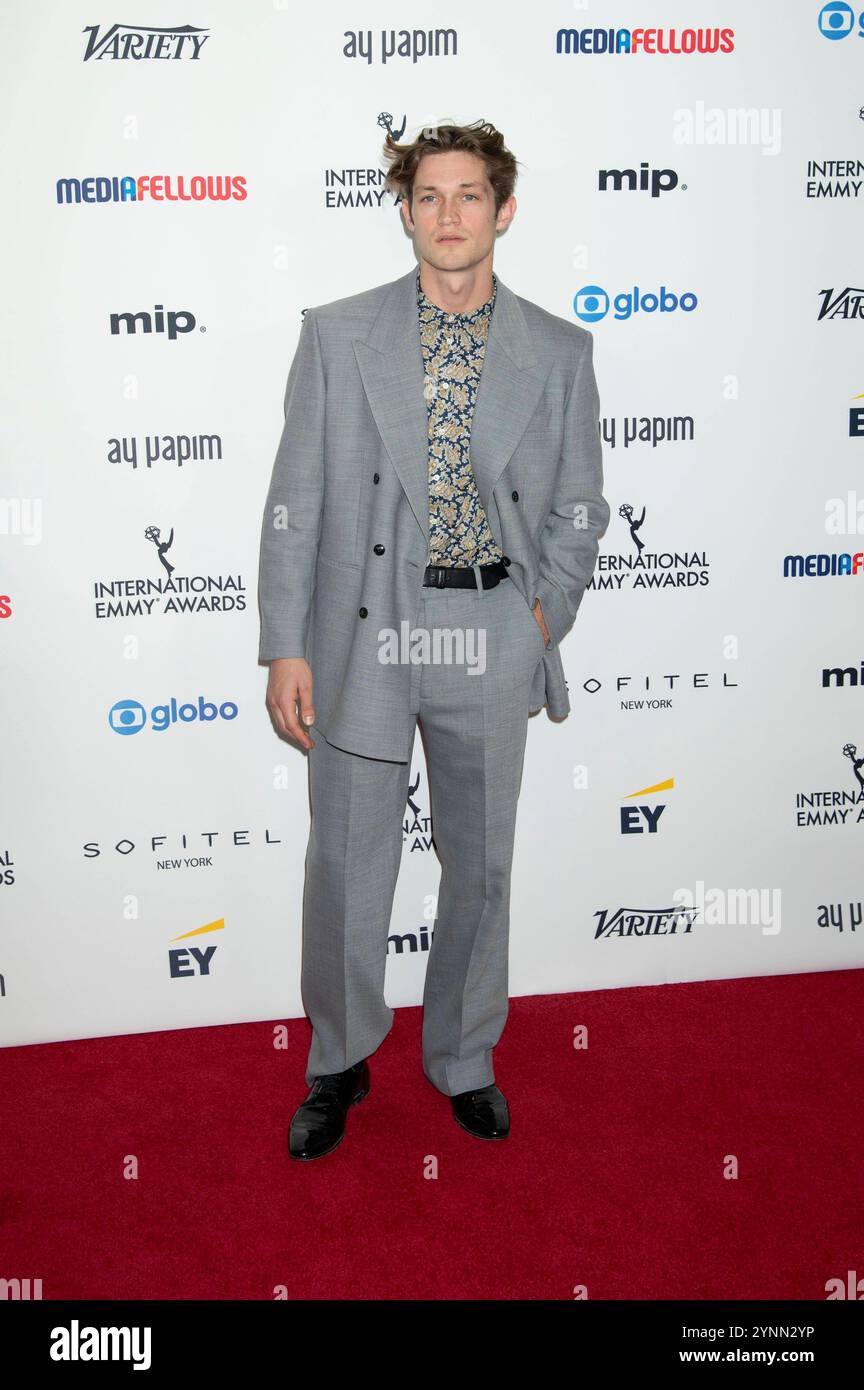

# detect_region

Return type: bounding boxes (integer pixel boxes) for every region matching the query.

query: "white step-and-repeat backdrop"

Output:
[2,1,862,1047]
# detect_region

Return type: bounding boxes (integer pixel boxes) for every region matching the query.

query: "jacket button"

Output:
[373,473,380,484]
[359,607,368,618]
[373,543,385,555]
[511,490,519,501]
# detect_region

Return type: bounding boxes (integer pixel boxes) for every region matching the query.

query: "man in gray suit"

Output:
[258,120,609,1160]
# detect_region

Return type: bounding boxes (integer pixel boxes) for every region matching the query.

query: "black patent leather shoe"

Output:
[450,1083,510,1140]
[288,1058,370,1161]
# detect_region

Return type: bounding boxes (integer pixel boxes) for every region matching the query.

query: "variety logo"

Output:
[817,2,864,40]
[599,163,683,197]
[817,287,864,320]
[107,696,239,735]
[57,175,246,204]
[93,525,245,618]
[592,905,699,937]
[556,26,735,55]
[590,502,710,593]
[573,284,697,323]
[82,22,210,60]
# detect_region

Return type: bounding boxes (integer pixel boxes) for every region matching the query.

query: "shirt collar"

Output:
[416,267,497,327]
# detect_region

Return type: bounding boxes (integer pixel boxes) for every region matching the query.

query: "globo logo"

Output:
[573,284,698,323]
[108,695,239,735]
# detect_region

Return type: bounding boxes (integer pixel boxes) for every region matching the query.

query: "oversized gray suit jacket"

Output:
[257,264,610,761]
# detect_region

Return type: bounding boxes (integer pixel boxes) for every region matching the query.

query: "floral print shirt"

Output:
[416,268,504,567]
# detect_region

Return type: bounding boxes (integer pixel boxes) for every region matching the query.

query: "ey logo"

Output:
[168,917,224,978]
[620,776,674,834]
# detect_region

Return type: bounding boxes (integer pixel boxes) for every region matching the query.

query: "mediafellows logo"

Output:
[574,284,697,323]
[556,25,734,56]
[783,552,864,577]
[57,174,246,205]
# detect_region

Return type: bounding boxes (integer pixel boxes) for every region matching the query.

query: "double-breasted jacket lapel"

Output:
[352,265,553,550]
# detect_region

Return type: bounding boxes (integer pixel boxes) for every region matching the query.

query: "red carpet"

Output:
[2,970,861,1300]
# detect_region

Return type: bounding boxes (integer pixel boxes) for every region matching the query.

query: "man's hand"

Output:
[531,598,550,648]
[266,658,316,750]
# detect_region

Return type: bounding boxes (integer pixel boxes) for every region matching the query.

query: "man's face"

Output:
[400,150,515,272]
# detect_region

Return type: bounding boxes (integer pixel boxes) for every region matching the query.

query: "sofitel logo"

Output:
[83,827,284,866]
[580,669,737,711]
[590,502,710,592]
[82,23,210,61]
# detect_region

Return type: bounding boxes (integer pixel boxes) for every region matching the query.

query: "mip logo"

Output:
[598,163,682,197]
[109,304,199,339]
[108,696,239,735]
[817,2,864,39]
[573,284,698,323]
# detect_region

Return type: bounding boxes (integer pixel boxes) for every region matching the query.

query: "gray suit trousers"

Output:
[301,569,547,1096]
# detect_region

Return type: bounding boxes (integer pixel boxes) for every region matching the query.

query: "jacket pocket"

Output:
[317,552,361,572]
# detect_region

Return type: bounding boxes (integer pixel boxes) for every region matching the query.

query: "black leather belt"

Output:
[422,558,510,590]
